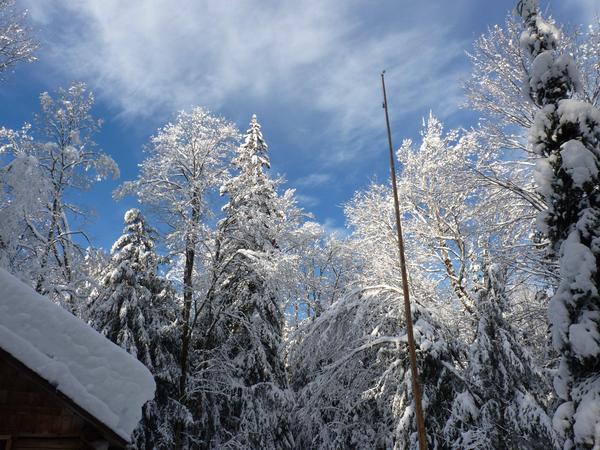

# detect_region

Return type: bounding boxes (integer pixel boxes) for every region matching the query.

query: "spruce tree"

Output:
[518,1,600,447]
[206,114,293,449]
[88,209,179,449]
[444,264,557,449]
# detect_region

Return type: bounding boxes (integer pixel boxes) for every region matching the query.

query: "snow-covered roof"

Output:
[0,268,155,442]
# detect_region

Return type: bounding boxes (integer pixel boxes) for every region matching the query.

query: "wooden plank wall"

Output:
[0,355,91,450]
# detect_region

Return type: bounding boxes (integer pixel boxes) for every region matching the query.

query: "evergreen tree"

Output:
[87,209,179,449]
[518,1,600,447]
[444,264,557,449]
[204,115,293,449]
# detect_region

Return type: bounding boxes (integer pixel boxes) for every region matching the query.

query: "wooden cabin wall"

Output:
[0,355,94,450]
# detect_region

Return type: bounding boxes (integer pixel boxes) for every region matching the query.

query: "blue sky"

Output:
[1,0,598,249]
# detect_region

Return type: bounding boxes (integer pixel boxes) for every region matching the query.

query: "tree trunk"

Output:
[175,191,200,449]
[36,196,61,294]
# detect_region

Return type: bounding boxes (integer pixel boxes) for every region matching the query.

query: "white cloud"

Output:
[295,194,320,208]
[26,1,345,113]
[295,173,332,187]
[25,0,469,162]
[322,217,348,238]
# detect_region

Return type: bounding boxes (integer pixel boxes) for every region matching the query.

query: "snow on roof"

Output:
[0,268,155,441]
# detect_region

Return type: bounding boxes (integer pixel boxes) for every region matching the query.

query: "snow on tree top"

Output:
[0,268,155,441]
[123,207,142,224]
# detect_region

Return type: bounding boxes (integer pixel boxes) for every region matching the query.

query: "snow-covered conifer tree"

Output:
[88,209,169,367]
[519,1,600,447]
[87,209,179,449]
[203,114,293,449]
[444,263,557,449]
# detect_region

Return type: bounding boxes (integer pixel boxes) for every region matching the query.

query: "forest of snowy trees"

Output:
[3,0,600,448]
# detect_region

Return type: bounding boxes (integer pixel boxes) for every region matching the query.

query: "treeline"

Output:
[2,0,600,449]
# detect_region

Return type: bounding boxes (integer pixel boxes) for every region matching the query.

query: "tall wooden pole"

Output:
[381,71,428,450]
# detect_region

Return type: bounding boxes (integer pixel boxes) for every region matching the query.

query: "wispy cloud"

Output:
[24,0,469,163]
[295,173,332,187]
[322,217,348,238]
[295,194,320,208]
